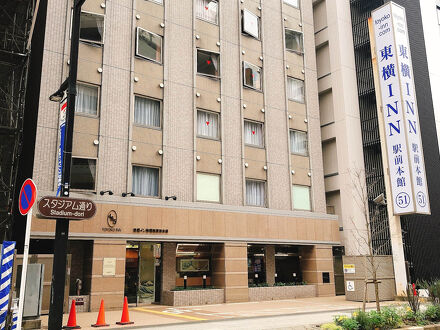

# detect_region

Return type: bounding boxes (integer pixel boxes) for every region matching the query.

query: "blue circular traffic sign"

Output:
[19,178,37,215]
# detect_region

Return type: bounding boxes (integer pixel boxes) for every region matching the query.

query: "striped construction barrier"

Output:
[0,241,16,330]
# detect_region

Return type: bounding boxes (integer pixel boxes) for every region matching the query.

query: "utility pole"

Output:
[47,0,85,328]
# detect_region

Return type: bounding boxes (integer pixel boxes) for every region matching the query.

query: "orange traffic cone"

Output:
[116,296,134,325]
[92,299,109,327]
[63,300,81,329]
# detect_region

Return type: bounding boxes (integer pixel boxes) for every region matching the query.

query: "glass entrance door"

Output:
[124,242,159,305]
[138,243,155,304]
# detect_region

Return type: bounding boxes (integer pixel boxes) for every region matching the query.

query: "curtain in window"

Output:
[285,30,303,52]
[244,63,261,90]
[80,13,104,43]
[134,96,160,127]
[197,50,219,76]
[284,0,299,8]
[246,180,265,206]
[76,84,98,115]
[290,130,308,155]
[197,111,218,138]
[292,185,311,210]
[244,121,263,146]
[132,166,159,197]
[287,77,304,103]
[196,0,218,24]
[243,10,259,38]
[71,158,96,190]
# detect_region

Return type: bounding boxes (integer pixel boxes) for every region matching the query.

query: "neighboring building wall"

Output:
[313,0,368,255]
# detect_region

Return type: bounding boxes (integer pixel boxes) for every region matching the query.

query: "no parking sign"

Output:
[18,178,37,215]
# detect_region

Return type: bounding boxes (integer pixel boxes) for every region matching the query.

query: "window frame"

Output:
[196,109,221,140]
[75,82,100,118]
[196,172,222,203]
[285,28,304,54]
[287,76,305,103]
[292,184,312,211]
[245,179,266,207]
[242,61,262,91]
[131,165,161,198]
[289,129,308,156]
[242,9,260,39]
[70,156,98,192]
[195,0,219,25]
[283,0,300,9]
[135,27,163,64]
[196,48,221,78]
[133,94,162,130]
[78,11,105,46]
[244,119,265,148]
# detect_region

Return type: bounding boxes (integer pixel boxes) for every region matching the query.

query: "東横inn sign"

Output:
[370,2,430,215]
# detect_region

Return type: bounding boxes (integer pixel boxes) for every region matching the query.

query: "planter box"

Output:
[249,285,316,302]
[163,289,225,306]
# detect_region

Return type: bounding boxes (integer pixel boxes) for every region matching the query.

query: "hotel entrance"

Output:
[124,242,161,305]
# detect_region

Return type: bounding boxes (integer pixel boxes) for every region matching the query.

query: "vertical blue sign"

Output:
[56,99,67,196]
[0,241,16,330]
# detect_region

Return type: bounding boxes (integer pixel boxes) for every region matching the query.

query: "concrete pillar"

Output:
[161,242,176,303]
[212,242,249,303]
[90,240,126,311]
[265,245,275,286]
[300,245,335,297]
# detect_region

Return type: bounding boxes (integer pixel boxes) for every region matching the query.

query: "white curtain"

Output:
[76,84,98,115]
[244,63,261,90]
[96,16,104,41]
[244,121,263,147]
[284,0,299,8]
[285,30,302,52]
[287,77,304,103]
[196,0,218,24]
[246,180,265,206]
[197,110,218,138]
[292,185,311,210]
[134,96,161,127]
[243,10,259,39]
[132,166,159,197]
[290,130,308,155]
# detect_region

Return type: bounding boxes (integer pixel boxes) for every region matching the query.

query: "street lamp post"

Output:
[48,0,85,329]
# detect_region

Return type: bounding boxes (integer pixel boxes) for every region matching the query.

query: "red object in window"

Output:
[252,131,255,135]
[205,6,209,10]
[206,121,210,125]
[206,60,211,65]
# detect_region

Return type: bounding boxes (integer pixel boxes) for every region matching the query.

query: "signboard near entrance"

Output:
[343,264,356,274]
[37,196,96,220]
[103,258,116,276]
[346,281,355,292]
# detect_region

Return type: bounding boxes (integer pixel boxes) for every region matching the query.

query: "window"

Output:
[197,173,220,202]
[136,28,162,63]
[244,120,264,147]
[243,62,262,90]
[79,12,104,44]
[246,180,265,207]
[71,158,96,191]
[75,84,98,116]
[197,50,220,77]
[197,110,219,139]
[134,96,161,128]
[132,166,160,197]
[292,185,311,211]
[290,130,308,155]
[284,0,299,8]
[196,0,218,24]
[285,29,303,53]
[242,10,259,39]
[287,77,305,103]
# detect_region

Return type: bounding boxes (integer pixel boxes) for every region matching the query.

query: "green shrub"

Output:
[321,323,342,330]
[334,315,349,326]
[352,310,371,330]
[381,307,402,329]
[424,304,440,322]
[419,279,440,305]
[340,318,360,330]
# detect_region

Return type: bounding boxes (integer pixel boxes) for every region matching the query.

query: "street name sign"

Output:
[37,196,96,220]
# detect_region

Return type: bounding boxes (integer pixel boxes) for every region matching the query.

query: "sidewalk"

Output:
[40,296,400,329]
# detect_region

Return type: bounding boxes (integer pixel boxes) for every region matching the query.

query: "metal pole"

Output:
[17,209,32,330]
[48,0,85,328]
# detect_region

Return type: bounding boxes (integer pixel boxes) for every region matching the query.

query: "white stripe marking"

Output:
[1,268,12,280]
[2,255,13,265]
[3,245,14,255]
[0,279,10,291]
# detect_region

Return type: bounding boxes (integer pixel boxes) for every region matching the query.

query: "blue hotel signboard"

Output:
[371,2,430,215]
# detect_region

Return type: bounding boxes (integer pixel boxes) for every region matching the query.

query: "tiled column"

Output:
[160,242,176,303]
[90,240,126,311]
[300,245,335,297]
[265,245,275,286]
[212,243,249,303]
